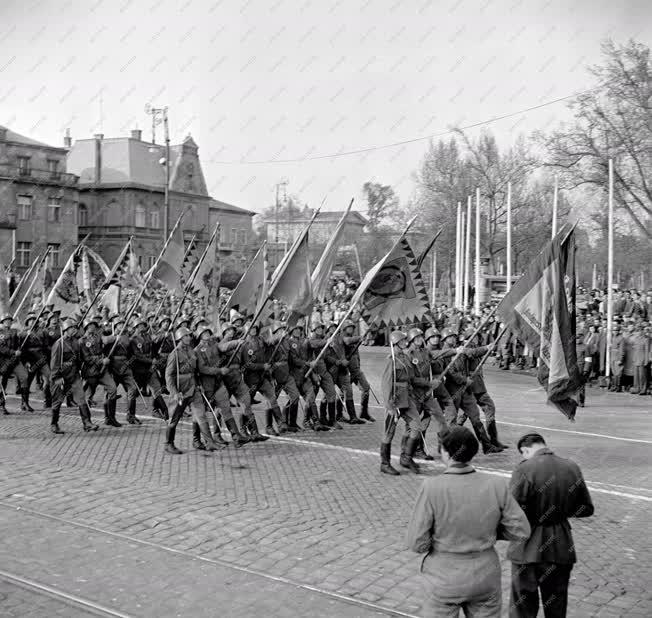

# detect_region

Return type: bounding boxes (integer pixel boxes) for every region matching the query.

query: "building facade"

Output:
[0,126,79,275]
[66,130,254,270]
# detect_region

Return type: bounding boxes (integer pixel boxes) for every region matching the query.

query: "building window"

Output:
[219,226,227,244]
[47,243,60,268]
[150,206,160,229]
[17,195,32,220]
[17,242,31,267]
[17,156,31,176]
[231,228,237,244]
[47,159,60,179]
[48,197,61,222]
[238,230,247,245]
[147,255,156,270]
[135,204,147,227]
[138,255,143,269]
[78,204,88,226]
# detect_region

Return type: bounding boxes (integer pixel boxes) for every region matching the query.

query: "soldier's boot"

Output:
[399,437,420,473]
[247,413,269,442]
[472,420,502,454]
[103,401,112,426]
[21,390,35,412]
[274,405,288,434]
[80,403,99,432]
[327,401,342,430]
[615,377,622,393]
[287,401,301,432]
[336,398,348,423]
[108,398,122,427]
[318,400,328,428]
[198,419,225,451]
[414,434,435,461]
[192,422,206,450]
[486,420,508,450]
[359,392,375,422]
[44,385,52,410]
[302,403,314,430]
[164,423,182,454]
[239,413,251,438]
[66,393,75,407]
[225,418,247,448]
[310,402,327,431]
[50,406,64,433]
[211,420,228,446]
[265,409,279,436]
[380,443,400,476]
[126,399,142,425]
[346,399,365,425]
[153,395,169,420]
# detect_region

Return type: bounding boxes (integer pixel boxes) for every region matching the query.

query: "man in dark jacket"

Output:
[508,432,594,618]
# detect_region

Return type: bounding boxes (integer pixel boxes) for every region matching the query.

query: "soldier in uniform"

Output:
[379,330,423,475]
[287,323,326,431]
[0,314,29,415]
[130,317,168,419]
[342,320,374,422]
[164,326,224,454]
[105,316,141,425]
[21,313,51,411]
[50,318,99,434]
[631,325,650,395]
[79,317,121,427]
[241,323,286,436]
[152,316,175,397]
[424,327,457,425]
[195,324,248,448]
[440,328,502,454]
[608,323,625,392]
[308,322,339,429]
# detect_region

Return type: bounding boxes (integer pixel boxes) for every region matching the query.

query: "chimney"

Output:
[131,129,142,141]
[63,128,71,148]
[94,133,103,184]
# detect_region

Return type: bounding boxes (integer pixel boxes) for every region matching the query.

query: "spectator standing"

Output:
[406,427,530,617]
[508,432,594,618]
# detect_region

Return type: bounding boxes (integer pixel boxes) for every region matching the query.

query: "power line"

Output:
[210,86,599,165]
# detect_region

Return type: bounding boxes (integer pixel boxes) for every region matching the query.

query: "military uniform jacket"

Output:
[307,337,328,377]
[325,335,348,378]
[343,335,362,373]
[0,328,20,372]
[153,331,175,373]
[240,335,267,384]
[382,350,413,409]
[79,334,107,378]
[631,333,650,366]
[195,338,223,392]
[165,343,198,399]
[129,333,154,375]
[465,346,490,394]
[21,328,48,366]
[105,334,133,376]
[50,336,82,382]
[288,336,311,381]
[408,348,433,396]
[269,337,291,384]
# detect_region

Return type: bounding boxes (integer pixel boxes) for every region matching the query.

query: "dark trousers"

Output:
[510,562,572,618]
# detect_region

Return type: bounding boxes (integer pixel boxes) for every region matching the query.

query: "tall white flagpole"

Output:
[431,248,437,306]
[592,263,597,289]
[605,159,614,378]
[460,210,466,310]
[551,174,558,238]
[474,188,481,315]
[506,182,512,293]
[455,202,462,309]
[463,195,471,308]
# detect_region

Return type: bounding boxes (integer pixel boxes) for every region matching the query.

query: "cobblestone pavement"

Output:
[0,578,95,618]
[0,349,650,617]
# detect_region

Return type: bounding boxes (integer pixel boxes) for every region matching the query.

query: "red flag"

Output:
[496,224,581,420]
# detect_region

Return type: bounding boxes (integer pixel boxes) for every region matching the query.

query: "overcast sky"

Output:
[1,0,651,215]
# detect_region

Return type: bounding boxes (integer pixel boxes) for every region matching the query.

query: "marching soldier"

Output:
[78,317,121,427]
[50,318,99,434]
[0,314,29,415]
[608,323,625,392]
[379,330,423,475]
[342,320,374,422]
[195,324,248,448]
[308,322,339,429]
[21,313,51,411]
[424,327,458,425]
[130,317,168,419]
[164,326,223,454]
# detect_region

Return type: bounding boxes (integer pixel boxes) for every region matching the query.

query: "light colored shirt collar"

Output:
[443,463,476,475]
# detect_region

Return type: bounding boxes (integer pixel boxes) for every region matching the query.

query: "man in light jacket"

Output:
[406,426,531,616]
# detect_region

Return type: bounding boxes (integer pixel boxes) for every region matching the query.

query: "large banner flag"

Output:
[496,224,581,420]
[187,224,220,305]
[151,222,185,293]
[86,239,134,314]
[225,242,268,317]
[269,232,313,320]
[354,226,431,328]
[180,233,199,287]
[416,227,444,269]
[0,264,10,316]
[311,199,353,301]
[45,248,83,318]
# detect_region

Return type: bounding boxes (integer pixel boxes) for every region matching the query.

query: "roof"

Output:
[210,199,255,217]
[0,125,64,150]
[264,209,369,225]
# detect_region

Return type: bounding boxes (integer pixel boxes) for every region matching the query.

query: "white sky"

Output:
[1,0,651,214]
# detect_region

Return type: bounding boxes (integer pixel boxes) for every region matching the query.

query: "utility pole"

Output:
[274,179,288,263]
[145,104,170,241]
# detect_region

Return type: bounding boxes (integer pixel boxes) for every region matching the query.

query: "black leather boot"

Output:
[414,435,435,460]
[225,418,247,448]
[192,422,206,450]
[359,392,375,422]
[287,401,300,432]
[472,420,502,454]
[336,398,348,423]
[80,403,99,431]
[346,399,364,424]
[486,420,508,449]
[212,421,228,445]
[265,409,279,436]
[165,424,182,454]
[327,401,341,430]
[108,398,122,427]
[50,406,64,433]
[302,403,314,430]
[380,443,400,475]
[312,402,327,431]
[247,414,269,441]
[126,399,142,424]
[21,390,34,412]
[272,405,287,433]
[399,437,420,473]
[44,385,52,409]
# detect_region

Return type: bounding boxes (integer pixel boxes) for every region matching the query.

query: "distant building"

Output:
[66,130,254,269]
[0,125,79,275]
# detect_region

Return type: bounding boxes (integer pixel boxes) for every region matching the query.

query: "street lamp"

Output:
[145,104,170,241]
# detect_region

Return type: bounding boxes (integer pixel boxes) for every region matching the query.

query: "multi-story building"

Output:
[0,125,79,275]
[66,130,254,270]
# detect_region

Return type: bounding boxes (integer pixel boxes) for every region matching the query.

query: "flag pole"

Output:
[463,196,471,309]
[506,181,512,293]
[605,159,614,379]
[11,249,50,320]
[551,174,558,238]
[9,252,40,305]
[460,209,466,308]
[431,247,437,306]
[220,241,267,319]
[107,211,186,359]
[474,188,481,315]
[454,201,461,309]
[306,215,418,378]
